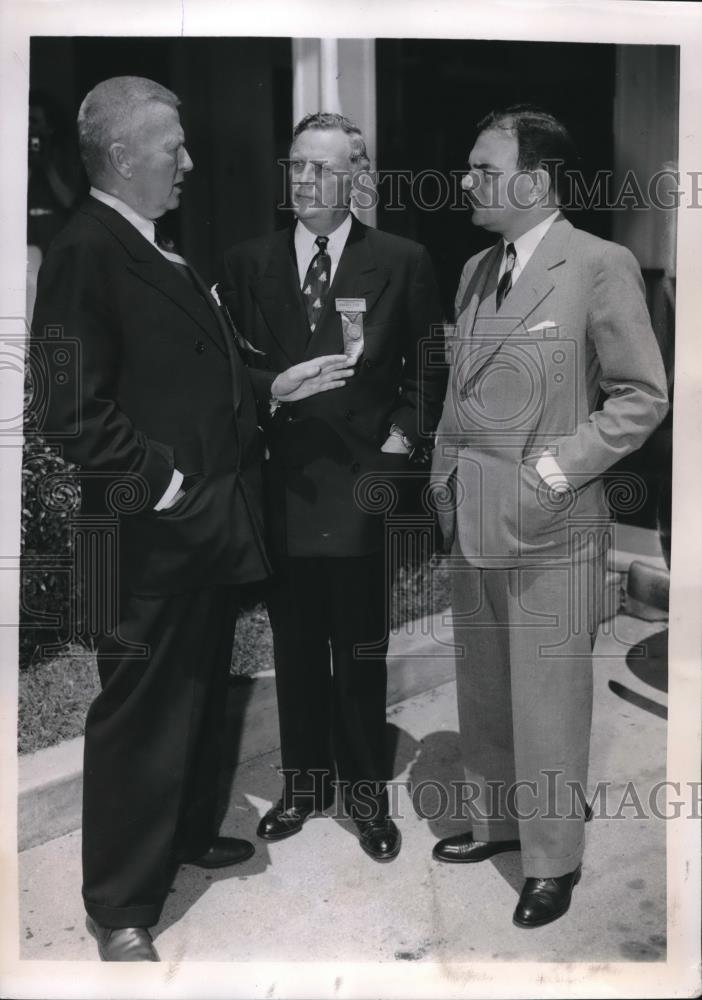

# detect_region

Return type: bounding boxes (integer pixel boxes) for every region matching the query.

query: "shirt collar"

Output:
[504,210,560,263]
[90,186,156,245]
[294,212,353,262]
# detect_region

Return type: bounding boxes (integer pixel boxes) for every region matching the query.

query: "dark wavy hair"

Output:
[476,104,580,203]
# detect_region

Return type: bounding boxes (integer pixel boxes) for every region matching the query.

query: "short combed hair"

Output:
[476,104,579,203]
[77,76,179,181]
[292,112,370,171]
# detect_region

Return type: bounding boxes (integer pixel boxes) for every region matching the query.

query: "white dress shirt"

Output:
[495,209,569,490]
[497,210,560,286]
[294,212,353,287]
[90,186,156,244]
[89,186,183,509]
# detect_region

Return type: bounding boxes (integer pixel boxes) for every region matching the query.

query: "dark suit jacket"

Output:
[218,217,445,557]
[31,196,269,595]
[431,215,669,564]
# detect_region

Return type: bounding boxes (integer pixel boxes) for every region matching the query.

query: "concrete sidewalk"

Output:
[18,609,668,965]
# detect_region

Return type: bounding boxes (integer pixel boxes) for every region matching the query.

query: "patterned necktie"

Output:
[496,242,517,311]
[302,235,331,332]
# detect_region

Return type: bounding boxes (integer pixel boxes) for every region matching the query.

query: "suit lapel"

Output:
[456,243,502,330]
[250,229,309,363]
[463,215,572,386]
[305,217,389,360]
[82,198,228,356]
[188,265,243,409]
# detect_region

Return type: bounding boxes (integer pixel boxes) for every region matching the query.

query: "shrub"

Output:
[20,434,80,668]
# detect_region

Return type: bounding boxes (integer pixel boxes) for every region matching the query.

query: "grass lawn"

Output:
[18,555,451,755]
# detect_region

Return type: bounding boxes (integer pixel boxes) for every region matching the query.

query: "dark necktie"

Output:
[154,227,194,285]
[301,235,331,332]
[496,242,517,311]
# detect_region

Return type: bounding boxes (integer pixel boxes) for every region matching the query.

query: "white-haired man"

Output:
[31,77,353,961]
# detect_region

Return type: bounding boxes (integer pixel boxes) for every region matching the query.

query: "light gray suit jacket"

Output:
[431,215,669,565]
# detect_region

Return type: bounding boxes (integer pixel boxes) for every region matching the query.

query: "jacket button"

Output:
[195,340,205,354]
[286,415,294,423]
[345,409,355,420]
[351,462,360,474]
[364,359,373,369]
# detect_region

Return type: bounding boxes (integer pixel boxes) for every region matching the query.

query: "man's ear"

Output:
[350,166,376,212]
[530,166,552,205]
[107,142,132,180]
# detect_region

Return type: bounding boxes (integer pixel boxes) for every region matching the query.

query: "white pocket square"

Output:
[527,320,559,332]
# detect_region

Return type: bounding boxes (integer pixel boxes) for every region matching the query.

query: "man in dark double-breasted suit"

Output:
[219,112,444,862]
[32,78,350,961]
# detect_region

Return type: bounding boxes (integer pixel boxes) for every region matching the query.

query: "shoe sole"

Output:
[432,843,521,864]
[257,803,334,842]
[360,839,402,863]
[86,916,108,961]
[257,823,306,842]
[189,842,256,868]
[85,917,160,961]
[512,867,582,929]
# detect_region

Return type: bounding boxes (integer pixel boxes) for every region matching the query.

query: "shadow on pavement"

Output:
[609,626,668,720]
[405,727,523,896]
[625,627,668,693]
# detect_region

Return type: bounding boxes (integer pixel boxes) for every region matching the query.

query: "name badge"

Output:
[335,298,367,313]
[335,298,366,364]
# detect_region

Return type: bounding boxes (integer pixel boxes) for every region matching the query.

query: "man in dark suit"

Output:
[31,78,353,961]
[431,106,668,927]
[218,112,444,862]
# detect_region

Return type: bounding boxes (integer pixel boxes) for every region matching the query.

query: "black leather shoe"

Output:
[513,864,582,928]
[257,799,316,841]
[186,836,255,869]
[433,831,521,863]
[357,818,401,862]
[86,916,159,961]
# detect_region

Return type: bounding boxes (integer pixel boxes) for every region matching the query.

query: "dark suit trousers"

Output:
[450,548,607,878]
[82,585,239,928]
[266,553,390,820]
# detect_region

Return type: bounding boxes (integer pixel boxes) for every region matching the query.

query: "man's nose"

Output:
[461,171,478,192]
[295,160,317,184]
[180,147,194,173]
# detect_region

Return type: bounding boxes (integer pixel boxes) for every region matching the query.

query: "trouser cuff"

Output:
[471,820,520,842]
[84,896,163,930]
[521,842,584,879]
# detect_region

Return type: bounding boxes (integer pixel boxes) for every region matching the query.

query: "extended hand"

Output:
[380,433,411,454]
[272,355,356,402]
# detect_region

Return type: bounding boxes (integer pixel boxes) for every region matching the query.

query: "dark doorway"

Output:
[376,38,616,317]
[29,36,293,281]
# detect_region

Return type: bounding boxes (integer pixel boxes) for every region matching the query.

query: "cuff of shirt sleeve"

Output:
[154,468,183,510]
[535,449,570,492]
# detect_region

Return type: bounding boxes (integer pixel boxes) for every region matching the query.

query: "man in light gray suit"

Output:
[430,106,668,928]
